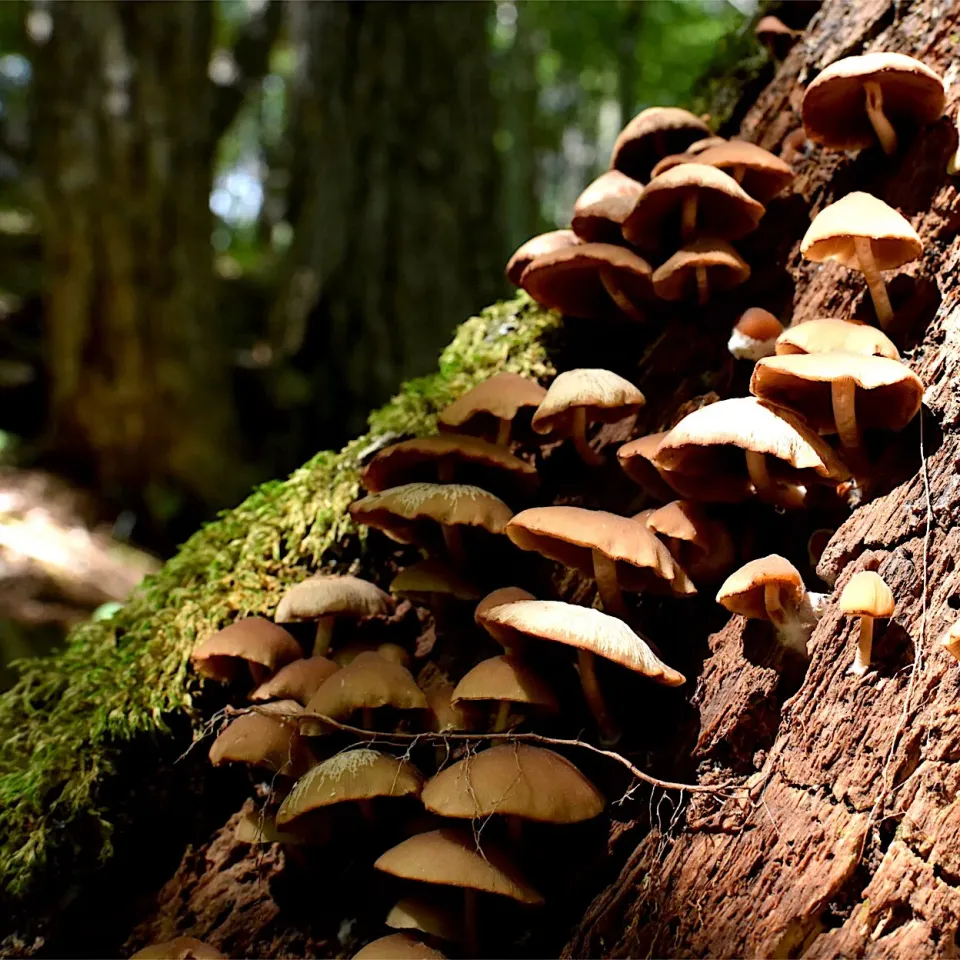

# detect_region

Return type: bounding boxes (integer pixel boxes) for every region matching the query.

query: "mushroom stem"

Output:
[853,235,894,329]
[464,888,479,958]
[600,268,646,323]
[745,450,773,499]
[763,583,786,626]
[863,81,898,156]
[312,615,336,656]
[495,418,511,446]
[443,524,467,567]
[731,163,746,184]
[571,406,604,466]
[831,376,861,451]
[578,649,621,745]
[493,700,511,733]
[361,707,375,729]
[681,192,698,241]
[592,549,626,617]
[695,265,710,305]
[851,615,875,675]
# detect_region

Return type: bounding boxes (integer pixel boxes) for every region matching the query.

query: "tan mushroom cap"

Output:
[131,938,226,960]
[694,141,795,203]
[208,709,313,777]
[353,933,448,960]
[304,650,427,721]
[940,621,960,660]
[481,600,686,686]
[776,318,899,360]
[652,238,750,301]
[275,574,393,624]
[374,827,545,905]
[611,107,712,182]
[644,500,735,580]
[750,353,923,433]
[519,242,653,320]
[532,369,645,436]
[622,163,765,252]
[839,570,895,618]
[235,808,313,845]
[250,656,340,705]
[349,482,513,545]
[802,53,945,151]
[475,586,536,625]
[716,555,805,619]
[277,749,423,825]
[422,744,604,823]
[191,617,302,684]
[755,15,797,39]
[800,192,922,270]
[390,558,481,602]
[422,672,469,733]
[451,655,559,711]
[387,897,462,943]
[650,137,729,178]
[572,170,644,242]
[506,506,695,595]
[616,431,668,479]
[506,230,580,286]
[437,373,547,435]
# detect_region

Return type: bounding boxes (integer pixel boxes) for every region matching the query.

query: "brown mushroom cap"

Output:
[451,655,559,711]
[755,15,797,40]
[374,827,545,905]
[390,558,481,602]
[750,353,923,434]
[475,586,537,625]
[800,192,922,270]
[839,570,895,618]
[481,600,686,686]
[437,373,547,436]
[572,170,644,243]
[531,369,645,436]
[644,500,735,580]
[940,622,960,660]
[386,897,462,943]
[716,555,805,619]
[249,656,340,705]
[506,230,580,286]
[694,141,795,203]
[191,617,303,684]
[802,53,945,151]
[208,709,313,777]
[776,318,899,359]
[275,574,393,624]
[421,668,469,733]
[235,807,315,845]
[422,744,604,824]
[353,933,448,960]
[506,505,695,595]
[622,163,765,252]
[650,137,729,178]
[611,107,712,182]
[728,308,784,361]
[652,238,750,301]
[518,242,653,320]
[349,482,513,545]
[131,939,226,960]
[276,749,423,825]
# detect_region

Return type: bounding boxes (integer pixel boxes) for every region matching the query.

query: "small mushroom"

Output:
[505,230,580,286]
[353,933,447,960]
[209,705,314,778]
[800,192,922,330]
[779,128,808,164]
[235,807,317,846]
[387,897,462,945]
[694,141,795,202]
[451,655,559,732]
[644,500,735,581]
[572,170,644,243]
[840,570,895,675]
[755,15,799,59]
[728,308,784,361]
[616,431,680,501]
[131,939,226,960]
[652,238,750,305]
[191,617,302,686]
[249,655,340,705]
[940,622,960,661]
[531,368,646,466]
[437,372,547,445]
[650,137,729,178]
[391,558,481,630]
[611,106,712,182]
[775,318,899,360]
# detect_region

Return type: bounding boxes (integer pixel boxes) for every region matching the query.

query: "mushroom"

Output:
[940,622,960,661]
[694,141,795,202]
[506,505,695,617]
[519,242,653,323]
[716,555,820,656]
[621,163,764,253]
[728,308,784,361]
[653,397,850,508]
[755,15,799,59]
[191,617,302,686]
[802,53,945,156]
[481,600,685,744]
[235,807,317,846]
[652,238,750,305]
[473,587,537,656]
[840,570,895,675]
[353,933,447,960]
[779,128,808,164]
[800,192,922,330]
[650,137,729,178]
[275,574,394,657]
[249,655,340,705]
[208,705,314,778]
[506,230,580,286]
[391,558,481,626]
[611,106,712,182]
[419,663,470,735]
[386,897,462,945]
[437,372,547,445]
[775,317,900,360]
[131,939,226,960]
[374,828,544,956]
[616,431,679,502]
[572,170,644,243]
[531,368,646,466]
[451,655,559,732]
[750,352,923,453]
[644,500,735,581]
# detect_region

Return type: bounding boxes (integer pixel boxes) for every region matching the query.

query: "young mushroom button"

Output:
[611,106,712,183]
[728,308,784,361]
[775,318,900,360]
[840,571,895,676]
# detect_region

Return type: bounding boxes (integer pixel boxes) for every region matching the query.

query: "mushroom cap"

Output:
[349,482,513,545]
[728,308,784,361]
[531,369,645,436]
[191,617,303,683]
[572,170,644,242]
[622,163,765,252]
[940,621,960,657]
[304,650,427,720]
[390,558,481,602]
[131,939,226,960]
[235,808,312,845]
[755,15,796,38]
[776,318,899,360]
[208,710,313,777]
[276,749,423,824]
[653,397,850,496]
[694,141,795,202]
[422,672,469,733]
[611,107,712,182]
[506,230,580,286]
[839,570,895,618]
[650,137,730,178]
[506,505,695,596]
[481,600,686,686]
[437,372,547,434]
[374,827,545,904]
[422,744,604,824]
[519,242,653,320]
[249,656,340,705]
[686,135,728,156]
[475,586,537,625]
[750,353,923,433]
[644,500,735,580]
[353,933,448,960]
[802,53,945,151]
[451,654,559,711]
[652,238,750,301]
[616,431,669,481]
[275,574,393,624]
[800,192,922,270]
[386,897,462,943]
[716,555,805,619]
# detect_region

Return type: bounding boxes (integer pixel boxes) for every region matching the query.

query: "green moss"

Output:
[0,293,559,899]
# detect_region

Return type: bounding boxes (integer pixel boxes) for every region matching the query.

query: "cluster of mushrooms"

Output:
[136,47,959,960]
